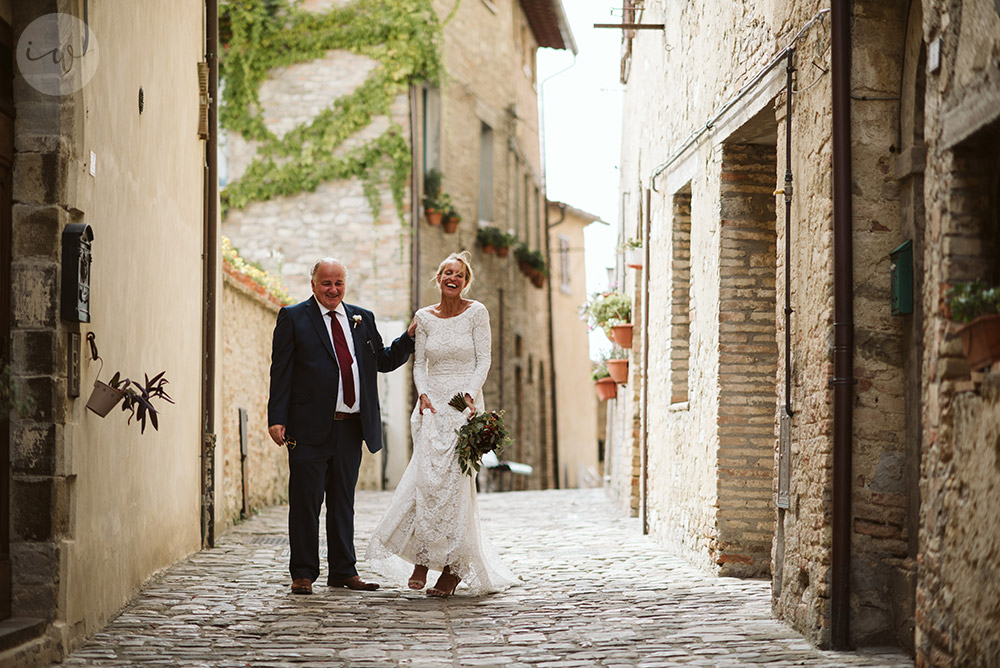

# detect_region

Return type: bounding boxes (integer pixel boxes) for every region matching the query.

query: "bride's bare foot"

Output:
[408,564,428,590]
[427,566,460,597]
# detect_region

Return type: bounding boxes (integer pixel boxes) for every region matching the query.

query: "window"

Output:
[478,122,494,223]
[558,235,571,292]
[422,86,441,174]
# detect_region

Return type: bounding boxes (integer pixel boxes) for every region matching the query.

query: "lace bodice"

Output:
[413,301,491,406]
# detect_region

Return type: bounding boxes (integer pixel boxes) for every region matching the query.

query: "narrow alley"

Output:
[57,490,912,668]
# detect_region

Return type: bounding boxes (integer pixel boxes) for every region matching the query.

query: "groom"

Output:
[267,258,415,595]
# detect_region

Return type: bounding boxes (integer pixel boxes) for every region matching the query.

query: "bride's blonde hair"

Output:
[433,251,475,293]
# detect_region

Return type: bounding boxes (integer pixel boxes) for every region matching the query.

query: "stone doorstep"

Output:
[0,618,46,654]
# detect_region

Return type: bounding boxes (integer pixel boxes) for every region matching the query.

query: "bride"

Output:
[366,252,516,596]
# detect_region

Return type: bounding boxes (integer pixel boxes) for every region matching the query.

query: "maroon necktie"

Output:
[330,312,356,408]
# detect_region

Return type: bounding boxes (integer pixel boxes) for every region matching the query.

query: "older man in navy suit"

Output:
[268,258,415,595]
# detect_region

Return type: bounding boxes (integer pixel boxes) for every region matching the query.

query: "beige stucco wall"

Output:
[548,204,600,489]
[14,0,209,649]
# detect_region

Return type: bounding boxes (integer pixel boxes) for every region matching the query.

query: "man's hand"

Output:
[464,393,476,417]
[407,317,417,338]
[419,394,436,415]
[269,424,286,446]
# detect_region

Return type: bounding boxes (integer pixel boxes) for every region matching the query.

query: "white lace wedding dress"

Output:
[366,301,517,594]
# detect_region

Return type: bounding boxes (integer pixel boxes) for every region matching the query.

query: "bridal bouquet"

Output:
[448,394,511,476]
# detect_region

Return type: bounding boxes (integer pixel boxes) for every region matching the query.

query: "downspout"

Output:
[783,50,795,420]
[830,0,854,650]
[410,85,422,419]
[201,0,219,549]
[544,193,560,489]
[640,188,650,534]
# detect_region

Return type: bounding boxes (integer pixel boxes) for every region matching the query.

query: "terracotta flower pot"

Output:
[957,314,1000,372]
[425,209,442,226]
[594,377,617,401]
[443,217,460,233]
[481,244,495,255]
[607,359,629,384]
[86,380,125,417]
[530,273,545,288]
[496,246,509,258]
[610,323,633,348]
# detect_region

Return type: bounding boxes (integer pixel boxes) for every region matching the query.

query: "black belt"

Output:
[334,411,359,421]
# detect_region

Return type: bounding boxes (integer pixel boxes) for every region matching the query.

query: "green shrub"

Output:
[947,281,1000,323]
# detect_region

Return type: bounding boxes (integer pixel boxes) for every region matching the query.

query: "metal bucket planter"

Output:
[957,314,1000,372]
[607,359,629,384]
[86,380,124,417]
[594,377,617,401]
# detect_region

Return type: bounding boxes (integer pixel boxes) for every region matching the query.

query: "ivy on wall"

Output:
[219,0,444,218]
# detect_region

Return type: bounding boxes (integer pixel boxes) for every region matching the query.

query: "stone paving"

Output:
[58,489,914,667]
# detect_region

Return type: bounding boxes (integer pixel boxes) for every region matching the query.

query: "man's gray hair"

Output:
[311,257,348,280]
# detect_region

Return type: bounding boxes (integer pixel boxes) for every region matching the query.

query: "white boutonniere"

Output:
[352,315,362,329]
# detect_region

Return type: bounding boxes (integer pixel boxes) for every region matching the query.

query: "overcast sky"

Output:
[537,0,624,356]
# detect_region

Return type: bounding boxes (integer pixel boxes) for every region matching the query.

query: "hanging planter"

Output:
[594,377,617,401]
[957,315,1000,372]
[443,215,460,234]
[624,247,643,270]
[86,379,125,417]
[425,208,443,226]
[607,358,629,384]
[610,323,633,348]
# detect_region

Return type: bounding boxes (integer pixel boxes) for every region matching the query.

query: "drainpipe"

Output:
[201,0,219,549]
[830,0,854,650]
[640,188,650,534]
[544,195,560,489]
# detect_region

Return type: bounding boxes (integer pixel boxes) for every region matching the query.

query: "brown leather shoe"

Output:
[291,578,313,595]
[328,575,379,591]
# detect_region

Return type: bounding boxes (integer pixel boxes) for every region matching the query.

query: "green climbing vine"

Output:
[219,0,445,219]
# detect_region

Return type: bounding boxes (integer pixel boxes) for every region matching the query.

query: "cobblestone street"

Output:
[58,489,913,668]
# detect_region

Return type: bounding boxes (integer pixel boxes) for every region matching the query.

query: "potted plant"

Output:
[88,369,175,433]
[476,225,505,255]
[948,281,1000,372]
[514,242,532,274]
[610,321,634,349]
[592,361,617,401]
[606,347,629,384]
[581,290,632,343]
[496,231,516,258]
[423,169,444,225]
[442,201,462,234]
[620,238,643,269]
[526,249,548,288]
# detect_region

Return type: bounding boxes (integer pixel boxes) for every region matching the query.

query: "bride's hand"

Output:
[464,393,476,417]
[419,394,436,414]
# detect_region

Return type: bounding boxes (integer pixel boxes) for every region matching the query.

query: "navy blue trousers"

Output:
[286,418,364,582]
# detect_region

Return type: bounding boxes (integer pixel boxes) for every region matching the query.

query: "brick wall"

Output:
[716,143,777,577]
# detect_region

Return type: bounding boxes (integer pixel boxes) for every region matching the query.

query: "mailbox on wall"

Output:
[889,239,913,316]
[61,223,94,323]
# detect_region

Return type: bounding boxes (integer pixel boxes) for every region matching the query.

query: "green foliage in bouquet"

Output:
[448,393,511,476]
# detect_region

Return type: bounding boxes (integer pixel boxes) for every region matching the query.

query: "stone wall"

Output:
[219,266,288,529]
[917,0,1000,659]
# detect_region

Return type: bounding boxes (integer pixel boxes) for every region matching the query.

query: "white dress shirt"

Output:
[318,298,361,413]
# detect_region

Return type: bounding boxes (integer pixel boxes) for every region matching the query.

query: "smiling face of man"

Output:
[312,260,347,312]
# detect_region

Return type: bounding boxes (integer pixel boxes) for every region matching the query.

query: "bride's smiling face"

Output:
[437,259,467,297]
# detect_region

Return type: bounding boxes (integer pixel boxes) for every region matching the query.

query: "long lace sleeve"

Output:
[465,304,491,398]
[413,312,429,397]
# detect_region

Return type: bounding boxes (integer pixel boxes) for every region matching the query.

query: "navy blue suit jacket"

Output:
[267,297,414,453]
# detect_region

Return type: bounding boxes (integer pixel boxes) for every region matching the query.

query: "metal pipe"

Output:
[201,0,220,549]
[544,192,559,489]
[830,0,854,650]
[783,50,795,418]
[640,187,651,534]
